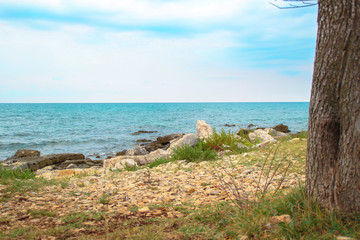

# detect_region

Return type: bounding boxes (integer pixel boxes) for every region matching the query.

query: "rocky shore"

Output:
[0,121,309,239]
[1,121,297,175]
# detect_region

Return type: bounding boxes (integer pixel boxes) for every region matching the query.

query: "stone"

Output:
[3,153,85,172]
[249,129,277,144]
[336,237,356,240]
[156,133,184,144]
[247,123,255,128]
[13,149,40,159]
[126,146,148,156]
[132,130,158,136]
[196,120,213,139]
[269,214,291,224]
[167,133,198,154]
[114,159,138,169]
[243,170,252,175]
[273,124,290,133]
[143,133,184,152]
[104,149,168,168]
[290,138,300,142]
[225,124,236,127]
[136,139,151,143]
[116,150,127,156]
[257,140,273,148]
[138,207,150,213]
[66,164,78,169]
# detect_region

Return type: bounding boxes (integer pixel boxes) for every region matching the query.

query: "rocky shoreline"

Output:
[1,121,298,175]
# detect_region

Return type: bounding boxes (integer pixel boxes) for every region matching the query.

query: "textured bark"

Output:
[306,0,360,213]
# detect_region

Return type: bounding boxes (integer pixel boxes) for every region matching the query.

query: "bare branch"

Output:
[269,0,317,9]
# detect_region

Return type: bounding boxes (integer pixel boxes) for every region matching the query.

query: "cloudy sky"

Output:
[0,0,318,103]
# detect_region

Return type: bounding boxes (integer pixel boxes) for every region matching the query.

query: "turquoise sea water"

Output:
[0,103,309,160]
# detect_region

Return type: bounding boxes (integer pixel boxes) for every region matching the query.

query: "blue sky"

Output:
[0,0,318,103]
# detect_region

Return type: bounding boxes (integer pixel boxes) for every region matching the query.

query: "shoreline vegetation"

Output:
[0,121,358,239]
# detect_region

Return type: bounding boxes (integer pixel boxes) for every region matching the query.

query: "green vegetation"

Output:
[99,193,110,204]
[0,164,70,202]
[145,157,173,168]
[291,130,308,139]
[0,165,35,181]
[26,209,56,218]
[170,142,218,162]
[169,128,254,163]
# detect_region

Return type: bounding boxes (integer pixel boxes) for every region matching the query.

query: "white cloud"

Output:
[0,20,312,103]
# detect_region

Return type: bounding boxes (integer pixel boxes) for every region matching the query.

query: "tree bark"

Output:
[306,0,360,213]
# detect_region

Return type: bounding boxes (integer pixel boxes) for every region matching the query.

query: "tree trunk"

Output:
[306,0,360,213]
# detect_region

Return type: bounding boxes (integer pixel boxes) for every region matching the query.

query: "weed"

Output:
[214,144,291,209]
[0,165,35,181]
[171,142,217,162]
[27,209,56,218]
[10,228,28,238]
[291,130,308,139]
[146,157,173,168]
[99,193,110,204]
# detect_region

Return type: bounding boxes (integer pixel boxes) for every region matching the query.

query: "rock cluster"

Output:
[104,133,198,169]
[2,150,102,172]
[196,120,213,139]
[0,141,306,236]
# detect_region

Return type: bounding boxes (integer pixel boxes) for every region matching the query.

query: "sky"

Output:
[0,0,318,103]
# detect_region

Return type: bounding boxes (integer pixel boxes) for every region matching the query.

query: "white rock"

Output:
[167,133,198,154]
[249,129,277,143]
[257,140,273,148]
[66,164,78,169]
[104,149,168,169]
[126,145,148,156]
[196,120,213,139]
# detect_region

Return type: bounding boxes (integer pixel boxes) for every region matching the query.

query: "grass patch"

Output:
[203,128,253,153]
[0,165,71,201]
[291,130,308,139]
[170,142,217,162]
[146,157,173,168]
[62,211,105,229]
[27,209,56,218]
[0,165,35,181]
[99,193,110,204]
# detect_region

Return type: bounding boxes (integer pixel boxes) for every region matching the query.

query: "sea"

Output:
[0,102,309,160]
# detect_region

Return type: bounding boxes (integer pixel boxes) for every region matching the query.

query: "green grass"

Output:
[170,141,217,162]
[0,164,70,201]
[99,193,110,204]
[291,130,308,139]
[62,211,105,228]
[0,165,35,181]
[168,129,255,163]
[146,157,174,168]
[203,128,253,153]
[27,209,56,218]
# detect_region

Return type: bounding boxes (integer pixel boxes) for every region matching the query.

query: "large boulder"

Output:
[196,120,213,139]
[273,124,290,133]
[167,133,198,154]
[12,149,40,159]
[156,133,185,144]
[3,153,85,172]
[249,129,277,144]
[143,133,184,152]
[104,149,168,169]
[126,145,148,156]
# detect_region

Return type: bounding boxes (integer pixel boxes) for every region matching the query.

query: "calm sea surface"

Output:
[0,103,309,160]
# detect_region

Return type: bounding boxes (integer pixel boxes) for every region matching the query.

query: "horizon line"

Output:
[0,101,310,104]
